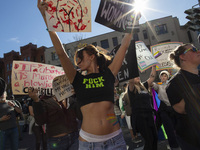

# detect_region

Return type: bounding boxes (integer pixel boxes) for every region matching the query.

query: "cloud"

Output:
[8,37,20,43]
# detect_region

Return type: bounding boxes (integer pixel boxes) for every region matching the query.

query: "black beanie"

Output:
[0,77,6,97]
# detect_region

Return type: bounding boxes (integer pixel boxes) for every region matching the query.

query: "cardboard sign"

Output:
[95,0,140,33]
[151,42,182,70]
[52,75,74,102]
[110,40,139,82]
[45,0,91,32]
[12,61,65,95]
[136,41,158,72]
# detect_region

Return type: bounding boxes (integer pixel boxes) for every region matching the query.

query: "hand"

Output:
[0,115,11,121]
[7,101,15,107]
[28,88,39,102]
[121,114,125,119]
[37,0,48,18]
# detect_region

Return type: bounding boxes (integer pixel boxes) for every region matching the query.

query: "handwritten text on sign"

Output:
[12,61,65,95]
[52,75,74,102]
[45,0,91,32]
[151,42,182,70]
[95,0,140,33]
[136,41,158,72]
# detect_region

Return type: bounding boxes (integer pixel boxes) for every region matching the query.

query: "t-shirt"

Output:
[0,100,18,130]
[152,82,171,106]
[72,68,115,107]
[128,81,153,114]
[166,69,200,147]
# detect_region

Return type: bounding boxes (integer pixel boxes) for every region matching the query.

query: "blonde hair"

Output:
[134,82,148,94]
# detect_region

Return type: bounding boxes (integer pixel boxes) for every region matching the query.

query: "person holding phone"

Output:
[0,77,22,150]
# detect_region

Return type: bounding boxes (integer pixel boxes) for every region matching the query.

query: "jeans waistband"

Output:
[49,131,79,140]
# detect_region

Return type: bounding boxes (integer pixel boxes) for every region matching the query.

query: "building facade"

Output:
[1,43,46,98]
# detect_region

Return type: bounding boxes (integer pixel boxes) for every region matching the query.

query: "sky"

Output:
[0,0,198,58]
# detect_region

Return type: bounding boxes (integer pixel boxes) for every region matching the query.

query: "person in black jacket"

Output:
[28,88,81,150]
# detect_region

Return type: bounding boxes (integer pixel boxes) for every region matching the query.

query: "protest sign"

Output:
[151,42,182,70]
[12,61,65,95]
[95,0,140,33]
[110,40,139,82]
[52,75,74,102]
[136,41,158,72]
[45,0,91,32]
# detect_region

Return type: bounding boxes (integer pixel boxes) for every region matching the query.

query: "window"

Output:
[10,63,12,70]
[41,56,43,62]
[92,42,97,47]
[51,52,59,60]
[112,37,118,47]
[7,64,9,71]
[143,30,148,39]
[155,24,168,35]
[7,75,10,83]
[100,39,109,49]
[66,49,72,58]
[133,33,139,41]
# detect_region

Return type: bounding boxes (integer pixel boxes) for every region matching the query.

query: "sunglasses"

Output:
[183,47,199,54]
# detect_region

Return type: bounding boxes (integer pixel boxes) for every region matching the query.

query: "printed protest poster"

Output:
[45,0,91,32]
[12,61,65,95]
[52,75,74,101]
[151,42,182,70]
[136,41,158,72]
[95,0,141,33]
[110,40,139,82]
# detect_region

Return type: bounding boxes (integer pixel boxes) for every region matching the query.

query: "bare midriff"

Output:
[79,101,120,141]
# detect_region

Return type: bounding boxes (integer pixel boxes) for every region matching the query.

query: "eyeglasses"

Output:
[183,47,199,54]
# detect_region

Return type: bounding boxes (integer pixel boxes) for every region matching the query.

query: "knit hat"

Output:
[0,77,6,97]
[159,70,170,79]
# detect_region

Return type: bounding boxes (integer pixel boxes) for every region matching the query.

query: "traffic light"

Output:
[185,7,200,32]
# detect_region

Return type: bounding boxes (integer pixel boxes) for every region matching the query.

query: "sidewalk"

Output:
[6,126,169,150]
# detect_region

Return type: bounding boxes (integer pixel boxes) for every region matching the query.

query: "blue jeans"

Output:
[47,131,79,150]
[79,132,126,150]
[0,127,19,150]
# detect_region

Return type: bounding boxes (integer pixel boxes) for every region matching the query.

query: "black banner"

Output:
[95,0,140,33]
[110,40,139,82]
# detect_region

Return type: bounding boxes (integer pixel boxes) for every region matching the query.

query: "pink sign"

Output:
[12,61,65,95]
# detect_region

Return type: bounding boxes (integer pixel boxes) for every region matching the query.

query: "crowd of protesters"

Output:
[0,0,200,149]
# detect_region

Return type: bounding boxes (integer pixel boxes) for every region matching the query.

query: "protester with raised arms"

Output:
[128,66,157,150]
[37,0,133,149]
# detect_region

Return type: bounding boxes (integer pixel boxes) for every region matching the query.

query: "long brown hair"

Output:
[74,44,112,72]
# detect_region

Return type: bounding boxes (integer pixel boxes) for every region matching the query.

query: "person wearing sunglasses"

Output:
[37,0,134,149]
[166,43,200,150]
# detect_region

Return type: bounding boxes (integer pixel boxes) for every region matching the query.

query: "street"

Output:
[5,125,169,150]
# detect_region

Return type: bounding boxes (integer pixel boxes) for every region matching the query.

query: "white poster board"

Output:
[12,61,65,95]
[45,0,91,32]
[52,75,74,102]
[136,41,158,72]
[151,42,182,70]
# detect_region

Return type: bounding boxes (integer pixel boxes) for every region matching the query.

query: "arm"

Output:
[172,99,186,114]
[38,0,76,83]
[128,78,135,92]
[7,101,22,114]
[147,65,156,88]
[108,33,132,76]
[29,106,34,117]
